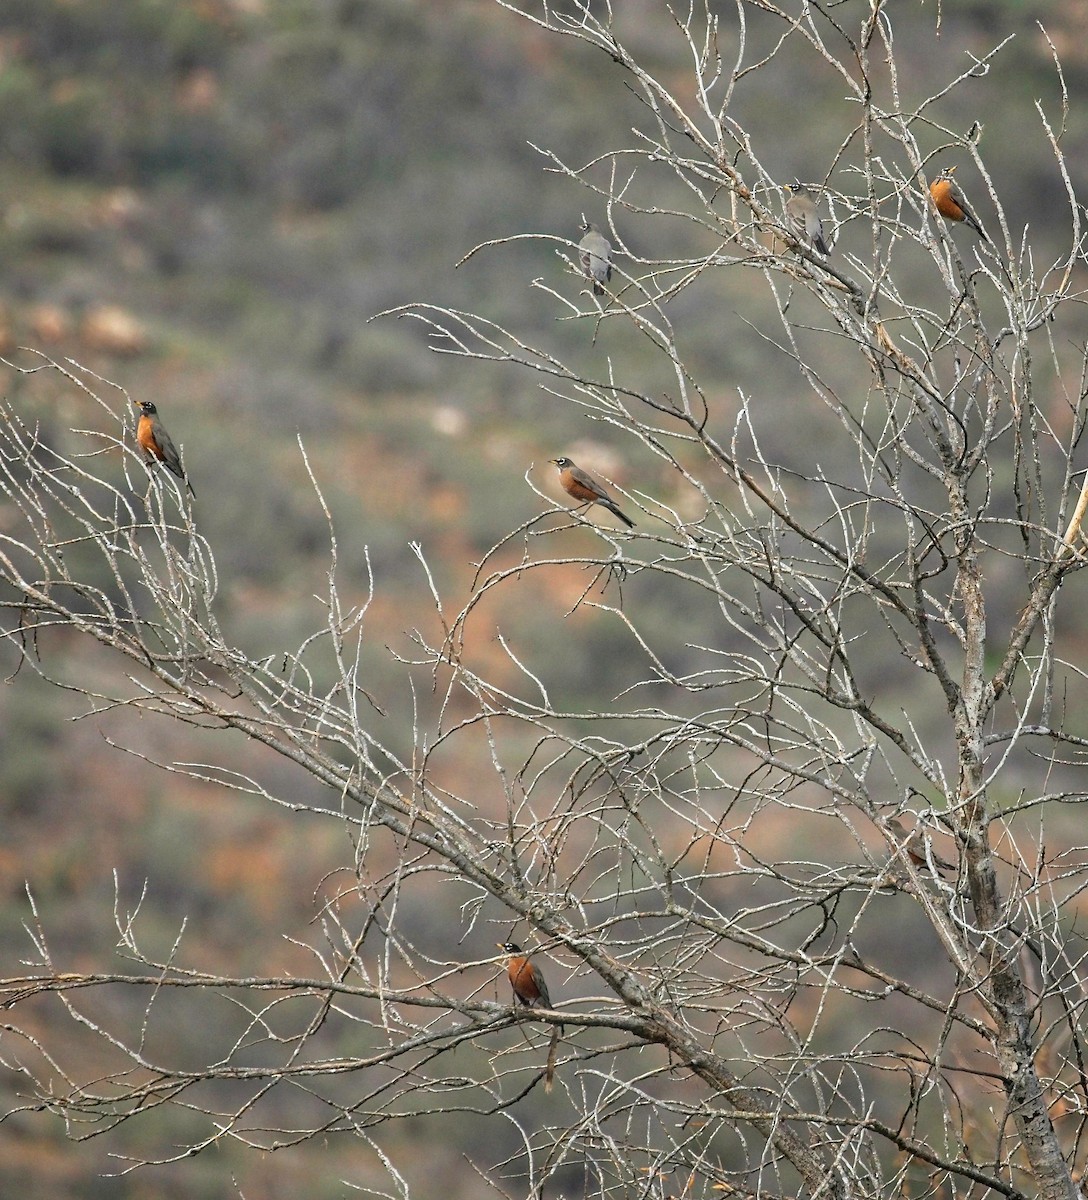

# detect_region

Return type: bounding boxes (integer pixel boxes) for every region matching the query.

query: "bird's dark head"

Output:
[579,220,597,233]
[139,401,157,415]
[940,165,958,179]
[550,457,572,470]
[498,941,523,955]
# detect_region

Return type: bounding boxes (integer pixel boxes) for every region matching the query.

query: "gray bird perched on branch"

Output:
[784,183,829,256]
[578,220,612,295]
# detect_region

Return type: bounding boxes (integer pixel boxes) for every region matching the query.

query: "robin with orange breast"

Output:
[550,456,635,529]
[498,940,563,1091]
[928,166,988,241]
[887,818,957,877]
[784,183,829,256]
[136,400,195,496]
[500,941,553,1009]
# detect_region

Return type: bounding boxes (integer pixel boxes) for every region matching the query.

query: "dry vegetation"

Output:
[3,2,1088,1199]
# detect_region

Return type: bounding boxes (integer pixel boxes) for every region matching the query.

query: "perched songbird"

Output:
[578,221,612,295]
[784,183,829,256]
[928,166,988,241]
[550,456,635,529]
[499,941,553,1009]
[498,941,562,1091]
[887,818,957,877]
[136,400,194,496]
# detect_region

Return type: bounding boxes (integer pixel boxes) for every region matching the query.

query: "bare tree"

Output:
[3,4,1088,1199]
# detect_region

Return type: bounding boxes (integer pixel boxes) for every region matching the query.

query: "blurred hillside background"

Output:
[1,0,1087,1195]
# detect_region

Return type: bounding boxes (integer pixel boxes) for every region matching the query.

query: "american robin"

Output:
[498,940,562,1091]
[578,221,612,295]
[136,401,195,496]
[784,183,829,256]
[550,456,635,529]
[499,941,553,1009]
[928,166,988,241]
[887,818,957,877]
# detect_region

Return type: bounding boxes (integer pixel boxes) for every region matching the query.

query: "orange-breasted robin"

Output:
[498,940,562,1090]
[887,818,957,877]
[578,221,612,295]
[550,456,635,528]
[136,401,195,496]
[928,166,988,241]
[784,183,829,256]
[499,941,553,1009]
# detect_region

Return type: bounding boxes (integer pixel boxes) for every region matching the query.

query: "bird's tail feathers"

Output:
[544,1023,562,1093]
[606,501,636,528]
